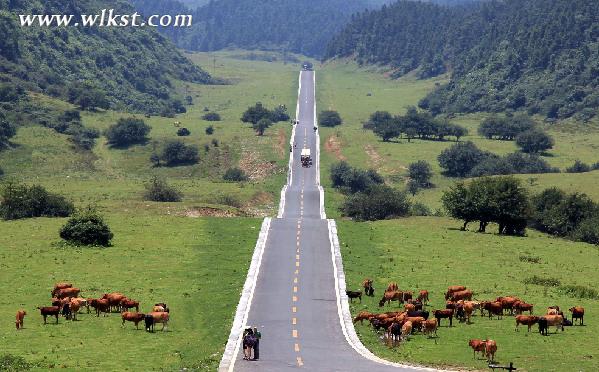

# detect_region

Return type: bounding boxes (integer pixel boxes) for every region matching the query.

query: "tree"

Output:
[0,183,74,220]
[160,141,199,166]
[59,206,113,246]
[364,111,393,130]
[566,160,591,173]
[105,118,151,147]
[319,110,343,127]
[177,128,191,136]
[342,185,410,221]
[202,112,221,121]
[0,112,17,148]
[516,130,554,153]
[438,141,488,177]
[241,102,271,124]
[330,161,383,193]
[205,125,214,135]
[373,119,401,142]
[408,160,433,188]
[223,167,248,182]
[330,161,352,187]
[253,118,272,136]
[270,105,290,122]
[143,176,182,202]
[530,190,596,236]
[442,182,477,230]
[68,85,109,111]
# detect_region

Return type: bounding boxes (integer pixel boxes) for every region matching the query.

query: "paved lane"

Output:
[231,71,424,372]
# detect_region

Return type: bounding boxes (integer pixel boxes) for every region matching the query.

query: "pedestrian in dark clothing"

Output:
[253,326,261,360]
[243,328,255,360]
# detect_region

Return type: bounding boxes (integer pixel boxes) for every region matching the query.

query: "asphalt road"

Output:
[234,71,417,371]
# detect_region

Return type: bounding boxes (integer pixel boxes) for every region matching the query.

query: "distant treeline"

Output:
[326,0,599,120]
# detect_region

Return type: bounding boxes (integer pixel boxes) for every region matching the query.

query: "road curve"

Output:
[223,71,435,372]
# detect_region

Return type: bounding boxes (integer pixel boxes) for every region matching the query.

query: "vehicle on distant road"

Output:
[302,61,313,71]
[301,148,312,167]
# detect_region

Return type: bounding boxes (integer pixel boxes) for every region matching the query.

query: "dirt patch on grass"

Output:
[364,145,383,170]
[238,144,280,181]
[273,128,287,159]
[184,207,239,218]
[244,191,276,217]
[324,134,346,160]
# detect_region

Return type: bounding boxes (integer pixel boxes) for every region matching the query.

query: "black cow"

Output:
[145,314,155,332]
[346,290,362,303]
[61,303,71,320]
[538,317,548,336]
[407,310,429,320]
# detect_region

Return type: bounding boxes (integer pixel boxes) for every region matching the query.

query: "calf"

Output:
[514,301,533,315]
[434,309,454,327]
[38,306,60,324]
[484,339,497,362]
[538,317,548,336]
[421,318,438,338]
[569,306,584,326]
[463,302,475,324]
[404,303,415,313]
[69,300,80,321]
[379,291,405,307]
[15,310,26,330]
[154,303,169,313]
[468,339,486,359]
[515,315,539,332]
[408,299,423,311]
[346,290,362,303]
[122,312,146,329]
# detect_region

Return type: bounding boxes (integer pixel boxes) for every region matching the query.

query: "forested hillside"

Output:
[326,0,599,120]
[0,0,211,115]
[131,0,384,57]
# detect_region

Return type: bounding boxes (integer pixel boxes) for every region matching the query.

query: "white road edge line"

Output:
[312,71,326,220]
[218,217,272,372]
[327,219,453,372]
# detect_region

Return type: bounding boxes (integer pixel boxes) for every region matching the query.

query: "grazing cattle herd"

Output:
[14,282,170,334]
[352,279,587,363]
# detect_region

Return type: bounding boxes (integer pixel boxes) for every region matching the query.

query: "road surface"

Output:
[232,71,422,371]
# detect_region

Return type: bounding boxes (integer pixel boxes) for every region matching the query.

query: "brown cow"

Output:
[497,296,519,315]
[90,298,110,317]
[15,310,26,330]
[543,314,564,333]
[482,301,503,319]
[450,290,473,302]
[569,307,584,326]
[463,301,475,324]
[434,309,454,327]
[386,282,399,292]
[353,311,374,324]
[51,282,72,297]
[70,298,89,314]
[403,316,425,330]
[404,303,416,313]
[55,287,80,299]
[401,320,413,341]
[69,300,81,321]
[102,293,126,312]
[379,291,405,307]
[445,286,467,300]
[121,312,146,329]
[362,278,375,297]
[514,301,533,315]
[484,339,497,362]
[515,315,539,332]
[417,290,429,305]
[120,298,140,312]
[148,311,169,331]
[38,306,60,324]
[468,339,486,359]
[421,318,438,338]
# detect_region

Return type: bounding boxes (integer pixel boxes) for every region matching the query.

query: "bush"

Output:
[59,207,113,246]
[469,152,558,177]
[105,117,151,147]
[214,194,243,208]
[329,161,383,193]
[211,138,219,147]
[177,127,191,136]
[438,141,489,177]
[70,127,100,150]
[205,125,214,135]
[516,129,554,153]
[319,110,343,127]
[143,176,182,202]
[559,285,599,300]
[566,160,591,173]
[592,162,599,170]
[0,183,74,220]
[223,167,248,182]
[202,112,221,121]
[0,112,17,148]
[342,185,411,221]
[159,141,199,166]
[408,160,433,188]
[572,216,599,245]
[530,189,597,237]
[0,354,37,370]
[523,275,561,287]
[270,105,290,122]
[253,118,272,136]
[410,202,432,216]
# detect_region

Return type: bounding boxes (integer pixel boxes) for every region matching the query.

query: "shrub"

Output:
[330,161,384,194]
[566,160,591,173]
[269,105,290,122]
[523,276,561,287]
[0,167,3,176]
[559,285,599,300]
[478,114,534,140]
[572,216,599,245]
[438,141,489,177]
[342,185,411,221]
[105,117,151,147]
[59,207,113,246]
[0,183,74,220]
[160,141,199,166]
[143,176,182,202]
[211,138,219,147]
[214,194,243,208]
[330,161,352,188]
[411,202,432,216]
[592,162,599,170]
[0,354,37,370]
[530,189,597,237]
[408,160,433,188]
[519,255,542,264]
[253,118,272,136]
[319,110,343,127]
[516,129,554,153]
[223,167,248,182]
[205,125,214,135]
[202,112,221,121]
[177,127,191,136]
[70,127,100,150]
[0,112,17,148]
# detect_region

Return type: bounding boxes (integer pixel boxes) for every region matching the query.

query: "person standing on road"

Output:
[242,328,255,360]
[252,326,261,360]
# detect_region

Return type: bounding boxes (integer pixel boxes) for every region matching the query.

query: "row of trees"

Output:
[364,107,467,142]
[478,115,554,154]
[241,103,290,136]
[438,141,558,178]
[443,177,599,245]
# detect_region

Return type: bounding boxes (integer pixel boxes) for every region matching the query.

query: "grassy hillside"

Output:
[338,217,599,371]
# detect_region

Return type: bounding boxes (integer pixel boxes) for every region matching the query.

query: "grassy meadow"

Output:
[338,217,599,372]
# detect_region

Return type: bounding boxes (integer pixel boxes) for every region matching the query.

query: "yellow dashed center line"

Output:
[292,329,298,338]
[292,317,297,325]
[293,295,298,302]
[295,343,300,352]
[297,357,304,367]
[293,286,298,293]
[292,306,297,313]
[294,277,298,284]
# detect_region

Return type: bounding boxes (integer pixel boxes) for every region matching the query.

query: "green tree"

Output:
[438,141,488,177]
[0,112,17,149]
[516,130,554,153]
[203,112,221,121]
[408,160,433,188]
[105,118,151,147]
[566,160,591,173]
[253,118,272,136]
[342,185,410,221]
[223,167,248,182]
[59,206,113,246]
[319,110,343,127]
[143,176,182,202]
[68,85,110,111]
[160,141,199,166]
[241,102,271,124]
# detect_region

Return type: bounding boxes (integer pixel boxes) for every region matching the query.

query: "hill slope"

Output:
[0,0,211,115]
[326,0,599,120]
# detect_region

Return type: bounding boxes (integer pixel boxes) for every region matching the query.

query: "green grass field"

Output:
[338,217,599,372]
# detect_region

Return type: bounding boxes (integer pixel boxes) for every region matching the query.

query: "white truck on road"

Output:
[300,148,312,168]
